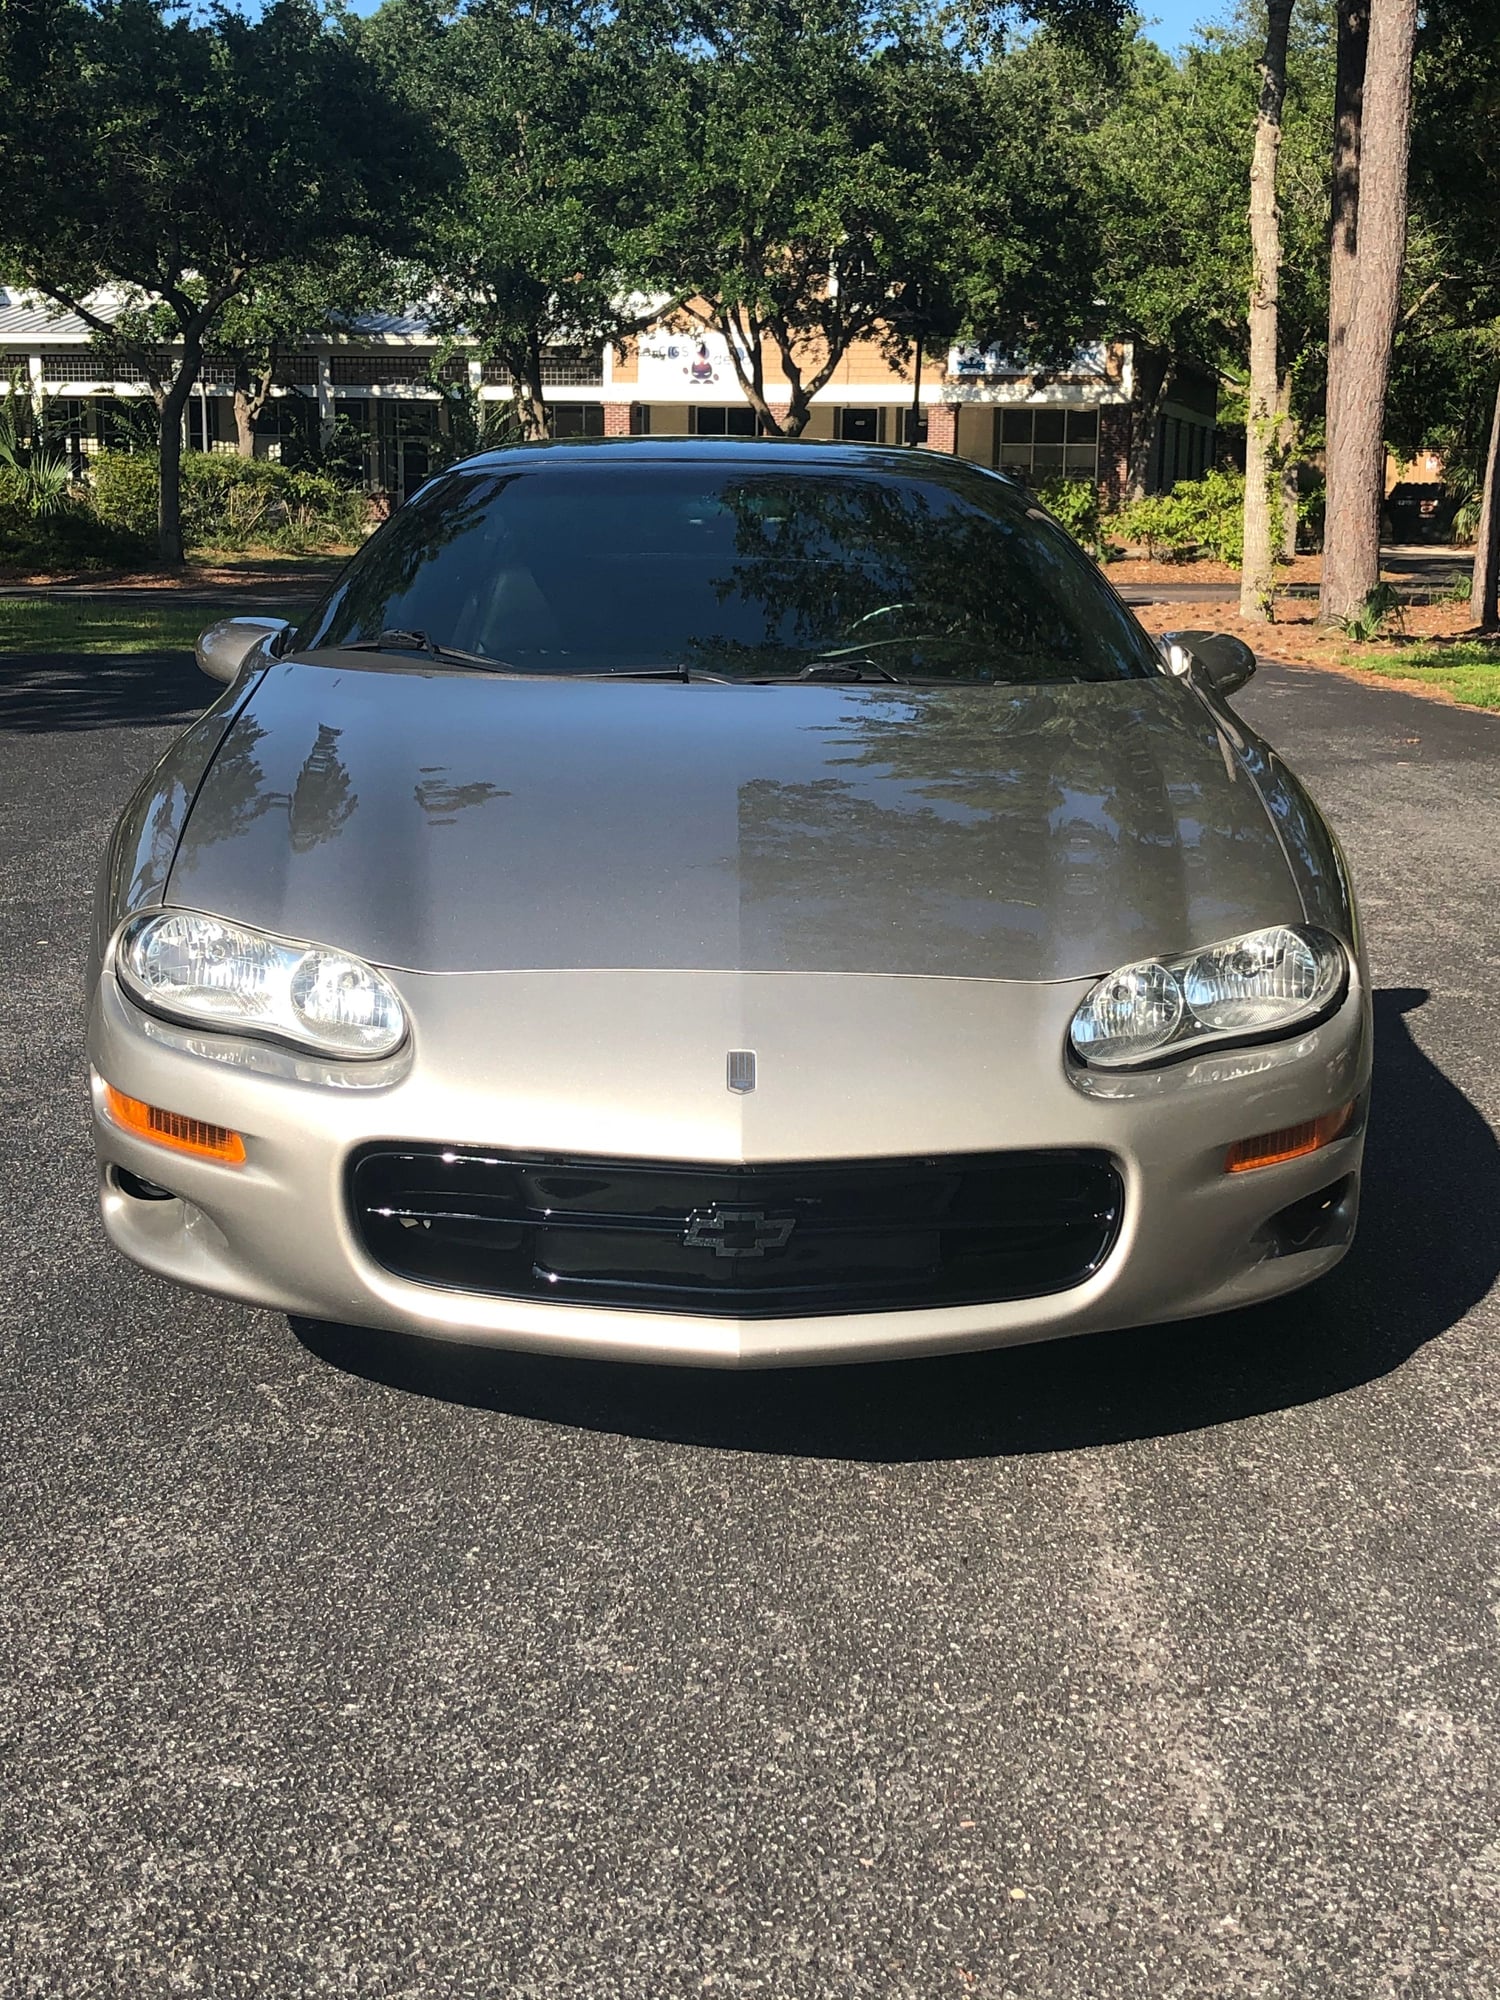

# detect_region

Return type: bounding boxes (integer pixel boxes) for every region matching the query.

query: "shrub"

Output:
[89,450,366,552]
[1334,581,1405,643]
[89,451,160,540]
[0,495,151,574]
[1109,470,1246,565]
[1449,475,1482,547]
[1030,475,1103,556]
[1170,469,1246,564]
[1110,492,1191,561]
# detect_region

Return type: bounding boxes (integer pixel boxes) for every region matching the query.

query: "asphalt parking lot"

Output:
[2,644,1498,1997]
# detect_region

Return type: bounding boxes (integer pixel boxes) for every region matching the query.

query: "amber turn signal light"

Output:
[103,1084,246,1165]
[1225,1101,1356,1174]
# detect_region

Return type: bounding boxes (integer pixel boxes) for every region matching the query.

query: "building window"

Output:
[835,407,880,442]
[630,404,651,435]
[53,353,99,383]
[1150,415,1213,492]
[539,347,605,388]
[996,406,1098,479]
[550,402,605,437]
[691,405,759,436]
[330,353,435,387]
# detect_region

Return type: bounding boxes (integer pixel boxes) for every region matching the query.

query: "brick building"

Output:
[1,287,1215,506]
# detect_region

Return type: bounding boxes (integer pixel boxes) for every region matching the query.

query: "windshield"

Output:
[295,455,1161,685]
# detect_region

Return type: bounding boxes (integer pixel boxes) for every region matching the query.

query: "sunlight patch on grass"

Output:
[0,598,281,656]
[1345,639,1500,711]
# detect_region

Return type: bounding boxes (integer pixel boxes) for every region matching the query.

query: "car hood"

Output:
[164,657,1298,979]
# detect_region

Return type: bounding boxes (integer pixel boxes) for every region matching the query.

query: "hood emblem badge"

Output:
[683,1207,795,1259]
[726,1050,757,1094]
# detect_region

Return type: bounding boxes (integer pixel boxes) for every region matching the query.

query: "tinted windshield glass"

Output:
[297,455,1159,684]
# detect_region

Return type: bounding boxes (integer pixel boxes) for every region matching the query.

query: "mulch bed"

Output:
[0,553,352,593]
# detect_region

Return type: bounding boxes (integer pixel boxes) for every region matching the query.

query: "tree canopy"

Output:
[0,0,447,558]
[2,0,1496,601]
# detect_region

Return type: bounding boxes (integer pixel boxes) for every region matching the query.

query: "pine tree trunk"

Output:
[1241,0,1295,623]
[1319,0,1418,626]
[1472,367,1500,631]
[1325,0,1369,470]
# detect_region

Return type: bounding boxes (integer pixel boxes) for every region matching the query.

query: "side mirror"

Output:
[1161,629,1256,700]
[196,615,290,686]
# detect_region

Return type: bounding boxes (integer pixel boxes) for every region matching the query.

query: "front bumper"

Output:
[89,965,1371,1367]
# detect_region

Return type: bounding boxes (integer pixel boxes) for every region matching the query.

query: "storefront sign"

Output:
[948,342,1108,380]
[637,328,746,397]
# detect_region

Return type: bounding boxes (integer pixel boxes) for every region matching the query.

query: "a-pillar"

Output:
[603,402,633,437]
[924,402,958,454]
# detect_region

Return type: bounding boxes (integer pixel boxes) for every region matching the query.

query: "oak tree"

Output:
[0,0,443,562]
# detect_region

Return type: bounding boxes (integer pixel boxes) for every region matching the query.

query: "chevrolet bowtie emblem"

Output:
[682,1207,795,1259]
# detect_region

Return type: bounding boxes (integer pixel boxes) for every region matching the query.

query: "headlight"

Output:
[1069,925,1346,1070]
[116,911,407,1059]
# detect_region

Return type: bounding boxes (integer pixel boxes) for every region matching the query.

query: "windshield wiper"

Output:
[591,664,733,683]
[794,657,907,684]
[338,629,524,673]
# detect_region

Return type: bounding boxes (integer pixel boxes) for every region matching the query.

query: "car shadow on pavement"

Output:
[0,650,205,734]
[294,988,1499,1461]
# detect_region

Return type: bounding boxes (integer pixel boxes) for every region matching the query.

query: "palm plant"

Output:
[0,371,74,517]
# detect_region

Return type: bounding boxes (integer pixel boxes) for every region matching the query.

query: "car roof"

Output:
[452,436,1016,485]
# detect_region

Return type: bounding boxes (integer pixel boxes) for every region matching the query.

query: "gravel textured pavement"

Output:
[1,644,1498,1998]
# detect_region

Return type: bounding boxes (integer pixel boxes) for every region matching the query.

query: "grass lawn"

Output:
[1345,638,1500,710]
[0,597,289,656]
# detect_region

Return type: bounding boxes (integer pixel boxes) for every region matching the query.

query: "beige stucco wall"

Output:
[955,405,994,465]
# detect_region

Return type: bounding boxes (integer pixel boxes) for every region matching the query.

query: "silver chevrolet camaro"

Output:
[88,439,1370,1366]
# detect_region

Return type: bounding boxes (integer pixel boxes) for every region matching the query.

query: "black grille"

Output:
[349,1147,1123,1319]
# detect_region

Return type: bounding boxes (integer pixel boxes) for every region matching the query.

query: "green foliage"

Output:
[1297,474,1326,551]
[626,0,1110,434]
[0,495,151,574]
[1031,475,1103,554]
[0,440,71,518]
[422,384,529,471]
[1333,582,1405,643]
[0,595,255,651]
[90,452,365,552]
[1449,476,1483,546]
[1112,471,1247,563]
[1083,11,1334,492]
[1397,5,1500,507]
[0,376,73,516]
[1168,469,1247,563]
[0,0,449,558]
[1111,492,1190,560]
[280,412,368,486]
[1347,639,1500,710]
